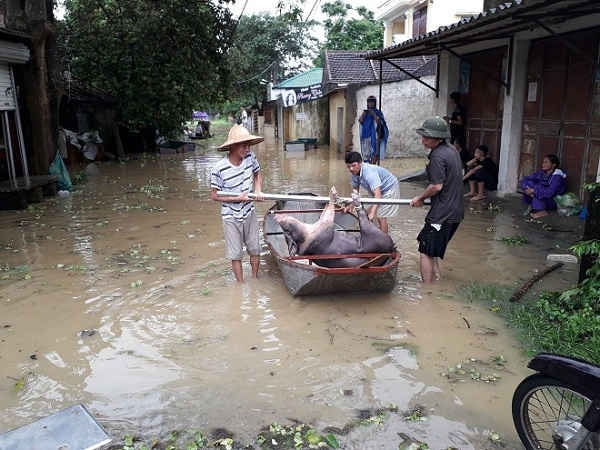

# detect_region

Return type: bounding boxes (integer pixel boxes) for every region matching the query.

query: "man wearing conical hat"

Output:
[210,125,264,282]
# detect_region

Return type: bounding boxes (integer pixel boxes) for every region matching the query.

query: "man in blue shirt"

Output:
[345,151,400,234]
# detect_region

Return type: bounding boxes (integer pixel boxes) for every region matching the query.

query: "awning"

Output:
[0,40,30,64]
[367,0,600,60]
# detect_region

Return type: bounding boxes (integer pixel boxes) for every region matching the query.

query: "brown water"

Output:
[0,127,580,449]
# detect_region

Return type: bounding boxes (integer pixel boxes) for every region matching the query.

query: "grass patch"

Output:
[457,282,600,365]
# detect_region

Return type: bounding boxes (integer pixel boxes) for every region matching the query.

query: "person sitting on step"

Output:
[463,144,498,201]
[520,154,567,219]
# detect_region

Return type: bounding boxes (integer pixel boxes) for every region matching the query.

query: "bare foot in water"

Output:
[470,194,486,201]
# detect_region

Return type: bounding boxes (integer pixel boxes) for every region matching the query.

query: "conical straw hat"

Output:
[218,125,264,151]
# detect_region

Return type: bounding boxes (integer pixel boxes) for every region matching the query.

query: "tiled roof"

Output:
[324,50,376,84]
[273,68,323,88]
[323,49,435,87]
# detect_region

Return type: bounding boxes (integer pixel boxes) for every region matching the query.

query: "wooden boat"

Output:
[263,197,400,296]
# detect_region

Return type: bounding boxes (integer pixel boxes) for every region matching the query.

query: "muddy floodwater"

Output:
[0,126,580,449]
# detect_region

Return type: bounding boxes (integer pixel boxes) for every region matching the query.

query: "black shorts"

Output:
[417,222,460,258]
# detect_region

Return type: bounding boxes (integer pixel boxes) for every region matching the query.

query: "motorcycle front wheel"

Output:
[512,373,599,450]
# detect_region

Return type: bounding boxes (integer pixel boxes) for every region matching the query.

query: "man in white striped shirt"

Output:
[210,125,264,282]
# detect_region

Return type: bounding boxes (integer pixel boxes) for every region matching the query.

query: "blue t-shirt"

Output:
[351,162,398,195]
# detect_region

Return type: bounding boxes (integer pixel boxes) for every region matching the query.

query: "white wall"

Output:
[352,77,437,157]
[427,0,484,32]
[379,0,485,46]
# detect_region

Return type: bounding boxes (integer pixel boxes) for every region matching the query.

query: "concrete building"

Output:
[270,68,328,147]
[322,50,436,156]
[368,0,600,197]
[376,0,485,47]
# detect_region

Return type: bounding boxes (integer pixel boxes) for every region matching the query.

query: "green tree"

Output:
[59,0,234,136]
[319,0,383,55]
[225,5,318,113]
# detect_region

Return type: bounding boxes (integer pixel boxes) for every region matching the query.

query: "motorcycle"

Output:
[512,353,600,449]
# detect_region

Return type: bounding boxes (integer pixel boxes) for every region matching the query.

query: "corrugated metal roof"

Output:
[273,68,323,88]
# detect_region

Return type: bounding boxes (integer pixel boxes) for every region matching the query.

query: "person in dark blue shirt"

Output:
[359,96,389,165]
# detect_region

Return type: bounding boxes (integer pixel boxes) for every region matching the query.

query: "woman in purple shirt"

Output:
[521,154,567,219]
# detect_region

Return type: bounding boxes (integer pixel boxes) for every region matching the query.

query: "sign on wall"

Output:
[282,83,323,107]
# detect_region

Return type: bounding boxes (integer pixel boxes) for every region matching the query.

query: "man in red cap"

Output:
[210,125,264,282]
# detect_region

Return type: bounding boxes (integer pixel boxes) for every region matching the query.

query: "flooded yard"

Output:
[0,126,581,449]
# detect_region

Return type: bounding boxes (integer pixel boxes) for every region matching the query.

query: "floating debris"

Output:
[441,356,507,383]
[497,235,529,246]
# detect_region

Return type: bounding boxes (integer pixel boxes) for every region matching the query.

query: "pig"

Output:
[273,187,395,268]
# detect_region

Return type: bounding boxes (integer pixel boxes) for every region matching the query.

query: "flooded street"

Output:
[0,125,580,449]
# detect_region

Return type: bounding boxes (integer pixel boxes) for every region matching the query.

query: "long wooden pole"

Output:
[216,191,429,205]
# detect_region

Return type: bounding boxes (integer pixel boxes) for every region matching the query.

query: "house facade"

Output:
[322,50,436,157]
[376,0,485,47]
[270,68,328,146]
[368,0,600,197]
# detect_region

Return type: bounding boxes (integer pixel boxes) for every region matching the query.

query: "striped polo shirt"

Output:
[210,152,260,221]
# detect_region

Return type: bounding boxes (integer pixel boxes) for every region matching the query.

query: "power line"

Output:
[236,61,275,85]
[303,0,321,23]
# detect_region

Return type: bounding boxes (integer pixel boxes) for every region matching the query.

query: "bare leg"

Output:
[471,182,487,201]
[477,181,485,196]
[379,217,389,234]
[433,257,441,281]
[419,253,436,283]
[250,255,259,278]
[232,260,243,282]
[464,180,476,197]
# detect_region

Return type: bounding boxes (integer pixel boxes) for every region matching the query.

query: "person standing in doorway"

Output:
[359,96,389,165]
[410,117,464,283]
[444,91,469,169]
[345,151,400,234]
[210,125,264,282]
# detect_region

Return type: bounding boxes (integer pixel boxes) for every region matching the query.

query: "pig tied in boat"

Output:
[273,188,395,268]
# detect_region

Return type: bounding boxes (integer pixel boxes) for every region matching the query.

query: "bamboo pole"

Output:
[216,191,429,205]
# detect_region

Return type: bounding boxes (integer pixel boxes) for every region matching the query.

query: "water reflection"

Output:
[0,129,577,448]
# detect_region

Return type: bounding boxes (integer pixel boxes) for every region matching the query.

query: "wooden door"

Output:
[462,47,506,163]
[521,28,600,195]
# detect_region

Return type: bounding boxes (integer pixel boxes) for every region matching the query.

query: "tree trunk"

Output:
[22,22,55,175]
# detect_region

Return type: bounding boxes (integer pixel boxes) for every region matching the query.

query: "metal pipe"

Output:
[3,111,18,190]
[11,66,29,188]
[216,191,430,205]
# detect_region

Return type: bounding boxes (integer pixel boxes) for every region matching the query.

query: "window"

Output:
[412,6,427,38]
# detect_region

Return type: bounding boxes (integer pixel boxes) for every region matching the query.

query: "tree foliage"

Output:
[59,0,235,135]
[320,0,383,52]
[225,5,317,113]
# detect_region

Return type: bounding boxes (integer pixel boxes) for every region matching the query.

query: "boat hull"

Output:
[263,198,400,296]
